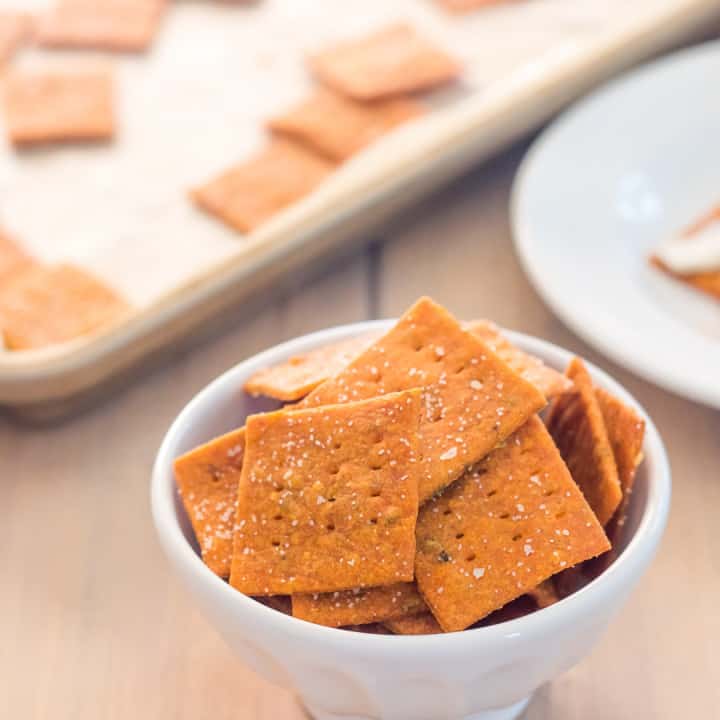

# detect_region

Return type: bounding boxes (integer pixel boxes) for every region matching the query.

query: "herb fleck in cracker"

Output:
[415,416,609,632]
[269,88,424,162]
[174,428,246,578]
[545,358,622,526]
[191,139,335,234]
[3,69,114,147]
[309,24,461,101]
[302,297,546,503]
[230,390,422,595]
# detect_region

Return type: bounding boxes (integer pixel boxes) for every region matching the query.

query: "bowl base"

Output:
[304,696,530,720]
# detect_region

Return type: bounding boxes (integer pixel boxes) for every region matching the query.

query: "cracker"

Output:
[385,612,443,635]
[0,12,32,66]
[0,230,36,283]
[292,582,426,628]
[651,257,720,301]
[302,297,546,503]
[191,139,335,234]
[415,416,609,632]
[36,0,166,52]
[253,595,292,615]
[545,358,622,526]
[466,320,574,399]
[308,24,461,101]
[174,428,246,578]
[229,390,422,595]
[437,0,511,11]
[0,263,129,350]
[3,69,114,146]
[525,579,559,609]
[268,88,424,162]
[344,623,393,634]
[474,594,539,626]
[244,332,380,402]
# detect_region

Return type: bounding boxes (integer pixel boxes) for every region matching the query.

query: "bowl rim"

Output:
[151,319,671,654]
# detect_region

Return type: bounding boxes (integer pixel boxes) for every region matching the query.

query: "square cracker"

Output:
[308,24,461,101]
[0,12,32,66]
[385,612,442,635]
[0,264,129,350]
[292,582,426,628]
[191,139,335,234]
[0,230,36,283]
[466,320,574,399]
[415,416,609,632]
[545,358,622,526]
[37,0,166,52]
[244,332,381,402]
[301,297,546,503]
[268,89,424,162]
[229,390,422,595]
[3,69,114,146]
[174,428,246,578]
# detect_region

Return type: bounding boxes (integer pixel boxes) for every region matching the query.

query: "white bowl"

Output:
[151,321,670,720]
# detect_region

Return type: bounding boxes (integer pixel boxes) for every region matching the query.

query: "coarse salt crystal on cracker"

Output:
[0,11,32,66]
[229,390,422,595]
[465,320,574,399]
[3,69,114,147]
[0,264,129,350]
[415,416,609,632]
[301,297,546,503]
[292,582,427,628]
[37,0,166,52]
[244,332,381,402]
[174,428,246,578]
[545,358,622,526]
[308,24,461,101]
[268,88,424,162]
[191,139,335,234]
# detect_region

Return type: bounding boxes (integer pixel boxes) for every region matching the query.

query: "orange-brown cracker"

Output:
[651,256,720,301]
[0,12,32,66]
[292,582,426,628]
[36,0,166,52]
[268,88,424,162]
[0,263,129,350]
[475,594,539,626]
[0,230,36,284]
[3,69,114,146]
[244,332,380,402]
[545,358,622,526]
[301,297,546,503]
[174,428,246,578]
[191,139,335,234]
[229,390,422,595]
[344,623,393,634]
[525,579,559,609]
[385,612,442,635]
[466,320,574,399]
[308,24,461,101]
[415,416,609,632]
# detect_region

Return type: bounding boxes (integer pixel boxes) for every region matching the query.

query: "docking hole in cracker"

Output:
[174,296,644,633]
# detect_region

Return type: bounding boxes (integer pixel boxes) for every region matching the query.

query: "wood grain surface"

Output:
[1,148,718,719]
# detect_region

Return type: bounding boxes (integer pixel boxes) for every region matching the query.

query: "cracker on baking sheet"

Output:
[36,0,166,52]
[244,332,381,402]
[415,416,609,632]
[0,264,129,350]
[308,24,461,101]
[191,139,335,234]
[3,69,114,146]
[545,358,622,526]
[0,230,36,283]
[292,582,426,628]
[229,390,422,595]
[466,320,574,399]
[268,88,424,162]
[174,428,246,578]
[302,297,546,503]
[0,11,32,66]
[384,612,442,635]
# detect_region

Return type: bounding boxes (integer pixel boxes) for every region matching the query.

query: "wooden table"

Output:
[2,145,719,720]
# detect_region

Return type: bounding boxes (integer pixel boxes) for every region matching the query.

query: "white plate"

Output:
[512,41,720,409]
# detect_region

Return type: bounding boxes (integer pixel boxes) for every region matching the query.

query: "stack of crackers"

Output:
[175,297,645,634]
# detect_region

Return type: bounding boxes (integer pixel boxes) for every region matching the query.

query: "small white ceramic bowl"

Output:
[151,321,670,720]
